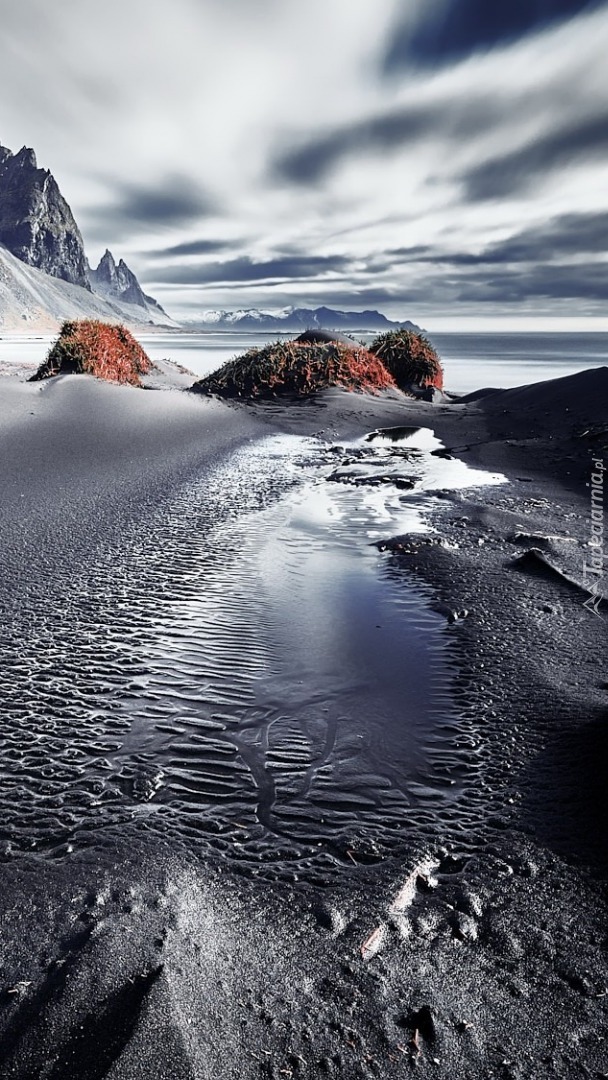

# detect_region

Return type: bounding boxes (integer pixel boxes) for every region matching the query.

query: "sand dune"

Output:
[479,364,608,423]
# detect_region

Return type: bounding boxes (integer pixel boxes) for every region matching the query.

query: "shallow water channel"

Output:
[0,427,504,882]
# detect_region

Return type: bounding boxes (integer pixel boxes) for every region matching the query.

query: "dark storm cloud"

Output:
[275,107,430,185]
[291,287,405,308]
[146,254,350,285]
[458,262,608,302]
[387,246,433,260]
[173,285,406,310]
[274,100,495,185]
[149,238,236,258]
[383,0,604,71]
[275,93,608,195]
[375,207,608,306]
[112,176,213,225]
[462,113,608,200]
[404,261,608,305]
[388,210,608,267]
[496,211,608,260]
[84,175,215,239]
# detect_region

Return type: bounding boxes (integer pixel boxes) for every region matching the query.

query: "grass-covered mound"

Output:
[192,340,396,399]
[30,320,152,387]
[370,329,444,391]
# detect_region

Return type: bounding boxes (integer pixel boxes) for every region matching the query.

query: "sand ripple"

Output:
[0,431,487,881]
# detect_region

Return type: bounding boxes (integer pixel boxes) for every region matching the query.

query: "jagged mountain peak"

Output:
[0,140,89,288]
[13,145,38,169]
[93,248,118,284]
[89,247,169,319]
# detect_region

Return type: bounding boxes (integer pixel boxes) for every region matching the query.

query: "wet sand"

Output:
[0,365,607,1078]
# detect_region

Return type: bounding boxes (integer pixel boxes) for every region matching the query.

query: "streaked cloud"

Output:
[148,254,351,286]
[388,210,608,264]
[0,0,606,323]
[461,112,608,200]
[383,0,603,70]
[84,176,215,242]
[148,238,237,258]
[273,98,497,185]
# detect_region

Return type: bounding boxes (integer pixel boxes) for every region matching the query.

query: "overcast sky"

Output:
[1,0,607,328]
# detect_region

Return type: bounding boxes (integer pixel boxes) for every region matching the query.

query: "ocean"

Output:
[1,331,607,393]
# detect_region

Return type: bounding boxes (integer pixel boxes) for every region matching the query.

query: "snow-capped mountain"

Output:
[187,306,421,332]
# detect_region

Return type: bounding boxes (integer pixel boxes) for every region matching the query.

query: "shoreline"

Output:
[0,366,606,1077]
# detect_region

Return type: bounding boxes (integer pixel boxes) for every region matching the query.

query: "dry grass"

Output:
[370,330,444,391]
[192,340,396,399]
[31,320,152,387]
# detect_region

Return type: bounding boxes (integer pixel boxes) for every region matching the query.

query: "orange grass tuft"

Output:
[192,340,396,399]
[369,330,444,391]
[31,320,152,387]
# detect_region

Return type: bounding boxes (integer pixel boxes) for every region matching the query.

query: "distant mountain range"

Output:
[0,142,174,331]
[188,306,421,333]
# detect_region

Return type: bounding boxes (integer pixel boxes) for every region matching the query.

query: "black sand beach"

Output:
[0,363,607,1078]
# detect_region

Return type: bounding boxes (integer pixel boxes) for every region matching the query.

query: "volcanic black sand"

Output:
[0,363,607,1079]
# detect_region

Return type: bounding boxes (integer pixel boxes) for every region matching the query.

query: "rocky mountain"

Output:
[190,306,421,332]
[0,244,179,332]
[89,249,169,320]
[0,141,423,337]
[0,144,89,288]
[0,142,171,326]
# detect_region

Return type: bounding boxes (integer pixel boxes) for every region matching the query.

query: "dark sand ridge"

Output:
[0,362,607,1078]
